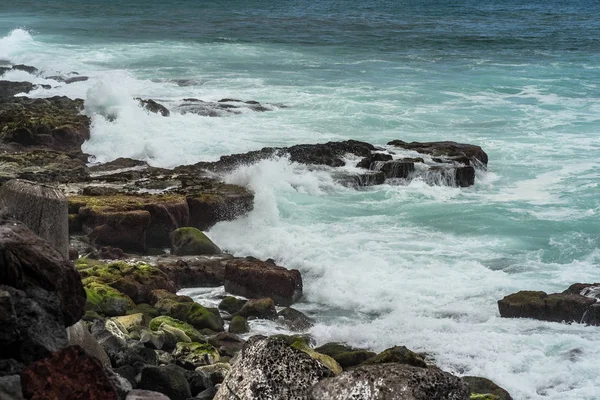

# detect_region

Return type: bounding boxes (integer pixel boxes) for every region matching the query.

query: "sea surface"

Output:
[1,1,599,398]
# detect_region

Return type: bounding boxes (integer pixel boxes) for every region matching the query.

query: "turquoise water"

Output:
[1,1,599,398]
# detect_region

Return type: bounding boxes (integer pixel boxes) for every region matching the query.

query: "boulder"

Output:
[11,65,38,74]
[218,296,247,315]
[158,257,226,289]
[278,307,315,331]
[314,343,376,369]
[20,345,119,400]
[388,140,488,167]
[0,214,85,325]
[290,338,343,375]
[170,227,221,256]
[84,282,135,317]
[136,99,170,117]
[224,258,302,306]
[356,153,393,169]
[67,321,111,367]
[0,286,68,364]
[362,345,427,368]
[462,376,513,400]
[497,290,596,324]
[236,298,278,320]
[311,363,469,400]
[149,316,205,343]
[207,332,245,357]
[213,336,334,400]
[228,315,249,334]
[173,342,220,369]
[185,185,254,231]
[138,365,192,400]
[454,166,476,187]
[126,390,170,400]
[196,363,231,386]
[379,161,415,179]
[0,375,24,400]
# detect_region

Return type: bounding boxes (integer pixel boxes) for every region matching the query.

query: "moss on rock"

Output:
[314,343,376,368]
[170,227,221,256]
[218,296,247,315]
[149,316,205,343]
[290,339,342,375]
[84,281,135,317]
[228,315,249,334]
[186,303,224,332]
[361,345,427,368]
[173,342,220,369]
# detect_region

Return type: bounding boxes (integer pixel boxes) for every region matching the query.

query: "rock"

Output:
[290,338,343,375]
[455,166,476,187]
[218,296,247,315]
[213,336,334,400]
[314,343,376,369]
[564,283,600,299]
[138,365,192,400]
[0,96,90,153]
[356,153,393,169]
[497,290,596,324]
[311,363,469,400]
[186,303,225,331]
[140,330,167,350]
[339,171,386,187]
[388,140,488,167]
[362,345,427,368]
[0,375,25,400]
[0,179,69,259]
[195,387,218,400]
[170,227,221,255]
[196,363,231,386]
[112,313,146,332]
[379,161,415,179]
[67,321,111,367]
[228,315,249,334]
[136,99,170,117]
[84,281,135,317]
[207,332,245,357]
[105,367,134,399]
[126,389,170,400]
[149,316,205,343]
[236,298,278,320]
[157,257,226,289]
[115,365,137,387]
[159,323,192,344]
[0,150,89,186]
[0,214,86,325]
[173,342,220,369]
[11,65,38,74]
[20,345,119,400]
[0,286,68,364]
[185,185,254,231]
[582,303,600,325]
[462,376,513,400]
[0,359,24,377]
[224,258,302,306]
[278,307,315,331]
[0,81,35,99]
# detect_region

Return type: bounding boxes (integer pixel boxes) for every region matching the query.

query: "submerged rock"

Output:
[311,363,469,400]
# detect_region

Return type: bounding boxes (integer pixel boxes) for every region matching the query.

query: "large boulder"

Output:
[224,258,303,306]
[388,140,488,167]
[0,179,69,258]
[20,345,119,400]
[170,227,221,255]
[185,184,254,231]
[138,365,192,400]
[213,336,334,400]
[311,363,469,400]
[0,214,85,326]
[497,290,597,324]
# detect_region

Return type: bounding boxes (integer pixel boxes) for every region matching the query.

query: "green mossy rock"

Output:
[111,313,145,332]
[314,343,376,368]
[470,395,502,400]
[149,316,205,343]
[361,345,427,368]
[236,298,277,320]
[228,315,249,334]
[270,334,314,347]
[173,342,220,369]
[155,298,194,320]
[463,376,513,400]
[84,281,135,317]
[218,296,247,314]
[290,339,342,375]
[170,227,221,256]
[186,303,224,332]
[128,303,161,320]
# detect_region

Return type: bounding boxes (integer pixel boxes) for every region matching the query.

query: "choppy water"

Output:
[1,1,600,398]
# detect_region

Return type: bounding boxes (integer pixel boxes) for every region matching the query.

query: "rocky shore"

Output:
[7,64,591,399]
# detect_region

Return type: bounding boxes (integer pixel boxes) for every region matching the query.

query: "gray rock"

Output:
[278,307,315,331]
[126,390,170,400]
[213,336,334,400]
[0,81,35,99]
[138,365,192,400]
[196,363,231,386]
[0,179,69,259]
[140,329,166,350]
[67,321,111,367]
[0,375,25,400]
[195,386,218,400]
[310,363,469,400]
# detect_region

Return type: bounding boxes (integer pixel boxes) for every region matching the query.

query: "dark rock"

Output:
[185,185,254,231]
[170,227,221,256]
[228,315,249,334]
[11,65,38,74]
[126,389,170,400]
[89,157,149,173]
[0,81,35,99]
[0,150,89,186]
[341,171,385,187]
[278,307,315,331]
[236,298,278,320]
[563,283,600,299]
[224,258,302,306]
[0,215,85,325]
[362,345,427,368]
[356,153,393,169]
[314,343,376,369]
[311,363,469,400]
[195,363,230,387]
[0,375,24,400]
[0,359,24,377]
[455,166,476,187]
[379,160,415,179]
[195,386,218,400]
[207,332,245,357]
[173,342,220,369]
[184,369,209,396]
[20,345,119,400]
[157,257,226,289]
[218,296,247,315]
[138,365,192,400]
[497,290,596,324]
[463,376,513,400]
[287,140,375,167]
[136,99,170,117]
[115,365,137,388]
[47,75,89,84]
[388,140,488,167]
[0,179,69,258]
[0,96,90,153]
[213,336,334,400]
[582,303,600,326]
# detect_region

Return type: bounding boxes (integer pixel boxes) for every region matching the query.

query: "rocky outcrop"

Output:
[214,336,334,400]
[0,150,89,185]
[310,363,470,400]
[0,215,85,326]
[313,343,375,368]
[136,99,170,117]
[20,345,120,400]
[174,98,273,117]
[0,81,35,99]
[497,288,598,324]
[387,140,488,167]
[224,257,303,306]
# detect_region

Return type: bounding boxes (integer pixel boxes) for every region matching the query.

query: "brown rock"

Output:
[20,345,119,400]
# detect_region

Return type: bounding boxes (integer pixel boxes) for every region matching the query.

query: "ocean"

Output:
[1,1,599,398]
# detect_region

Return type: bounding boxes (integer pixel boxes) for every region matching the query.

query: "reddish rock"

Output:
[20,345,119,400]
[224,258,302,306]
